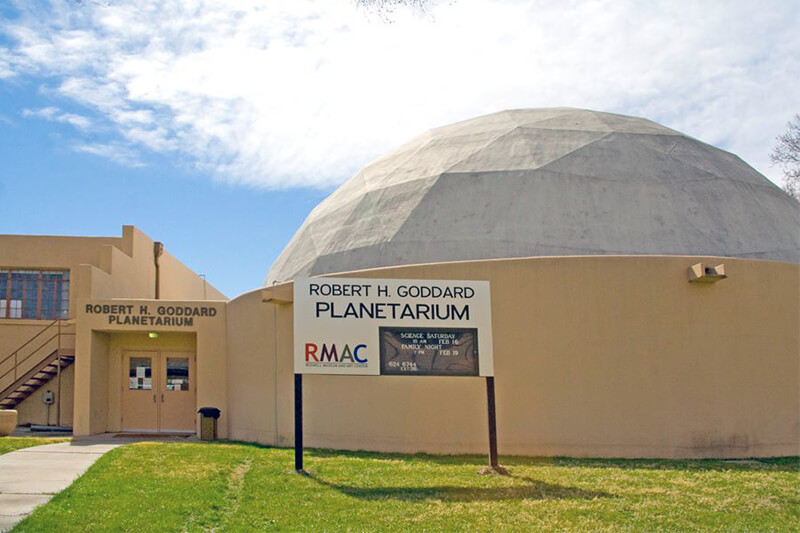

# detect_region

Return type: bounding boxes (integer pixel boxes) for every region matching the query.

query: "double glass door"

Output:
[122,351,195,433]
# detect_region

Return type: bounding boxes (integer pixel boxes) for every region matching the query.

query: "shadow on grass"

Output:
[307,473,612,502]
[212,440,277,450]
[203,442,800,474]
[502,456,800,473]
[304,448,800,473]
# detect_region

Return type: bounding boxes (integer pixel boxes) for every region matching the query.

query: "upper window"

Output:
[0,270,69,320]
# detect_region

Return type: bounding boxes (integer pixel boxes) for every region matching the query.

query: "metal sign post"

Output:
[486,376,499,468]
[294,373,303,472]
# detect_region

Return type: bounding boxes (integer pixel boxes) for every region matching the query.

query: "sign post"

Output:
[294,373,303,472]
[293,277,502,472]
[486,376,498,468]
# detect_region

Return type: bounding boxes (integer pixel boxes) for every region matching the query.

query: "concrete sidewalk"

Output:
[0,440,120,532]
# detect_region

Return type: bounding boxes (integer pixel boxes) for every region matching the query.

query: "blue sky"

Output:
[1,0,799,297]
[0,65,330,297]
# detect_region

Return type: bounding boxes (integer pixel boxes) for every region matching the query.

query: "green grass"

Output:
[13,442,800,532]
[0,436,70,455]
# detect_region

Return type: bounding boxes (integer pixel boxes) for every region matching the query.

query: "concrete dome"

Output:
[267,108,800,284]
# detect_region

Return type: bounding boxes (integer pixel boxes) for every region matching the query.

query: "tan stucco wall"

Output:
[225,290,286,445]
[227,255,800,458]
[77,227,226,303]
[72,330,110,435]
[0,235,120,276]
[2,225,226,428]
[159,250,227,301]
[0,225,225,323]
[73,299,227,437]
[14,364,74,427]
[85,230,155,303]
[0,226,144,318]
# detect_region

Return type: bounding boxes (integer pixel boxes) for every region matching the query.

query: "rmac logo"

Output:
[305,343,368,364]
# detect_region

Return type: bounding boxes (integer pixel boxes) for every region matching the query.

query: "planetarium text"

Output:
[309,281,474,321]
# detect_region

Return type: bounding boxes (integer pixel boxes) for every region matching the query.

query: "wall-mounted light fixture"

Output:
[688,263,727,283]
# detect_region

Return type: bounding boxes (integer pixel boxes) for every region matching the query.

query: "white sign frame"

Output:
[293,277,494,376]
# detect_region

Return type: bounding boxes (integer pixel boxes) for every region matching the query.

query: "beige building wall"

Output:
[84,331,110,435]
[73,299,227,437]
[225,289,295,446]
[227,255,800,459]
[1,226,153,318]
[0,228,137,410]
[15,364,74,427]
[0,234,120,311]
[1,226,225,429]
[1,225,226,330]
[159,250,226,301]
[6,224,798,458]
[81,230,154,304]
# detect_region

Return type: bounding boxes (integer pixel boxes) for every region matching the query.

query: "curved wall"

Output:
[229,255,800,458]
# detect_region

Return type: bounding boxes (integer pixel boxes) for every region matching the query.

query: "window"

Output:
[166,357,190,391]
[129,357,153,390]
[0,270,69,320]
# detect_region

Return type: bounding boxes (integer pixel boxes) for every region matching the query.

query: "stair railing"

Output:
[0,319,75,392]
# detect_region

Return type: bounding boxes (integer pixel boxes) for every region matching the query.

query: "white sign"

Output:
[293,277,493,376]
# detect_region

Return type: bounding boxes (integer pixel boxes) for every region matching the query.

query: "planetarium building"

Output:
[1,108,798,458]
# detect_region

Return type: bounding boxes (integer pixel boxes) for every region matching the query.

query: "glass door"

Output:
[158,353,195,432]
[121,351,196,433]
[121,352,158,432]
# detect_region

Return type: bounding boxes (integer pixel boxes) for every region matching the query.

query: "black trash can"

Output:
[197,407,221,441]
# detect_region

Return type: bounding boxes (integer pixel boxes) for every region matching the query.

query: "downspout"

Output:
[272,280,280,445]
[154,242,164,299]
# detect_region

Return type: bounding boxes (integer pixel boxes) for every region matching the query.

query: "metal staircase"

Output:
[0,320,75,419]
[0,350,75,409]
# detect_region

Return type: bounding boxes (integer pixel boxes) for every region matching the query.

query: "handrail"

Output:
[0,332,57,382]
[1,319,59,365]
[0,319,75,386]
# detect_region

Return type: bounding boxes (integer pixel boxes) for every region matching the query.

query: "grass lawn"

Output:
[0,437,71,455]
[12,442,800,532]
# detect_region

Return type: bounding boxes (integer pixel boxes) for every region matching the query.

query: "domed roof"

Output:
[266,108,799,284]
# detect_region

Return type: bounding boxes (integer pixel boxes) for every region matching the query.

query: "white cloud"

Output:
[22,105,92,130]
[0,52,14,79]
[59,112,92,130]
[1,0,799,188]
[22,106,58,119]
[73,142,143,166]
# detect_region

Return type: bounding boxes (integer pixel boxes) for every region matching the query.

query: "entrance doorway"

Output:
[122,351,196,433]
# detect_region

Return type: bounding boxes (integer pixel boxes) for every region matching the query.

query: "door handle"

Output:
[153,394,156,403]
[161,393,165,403]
